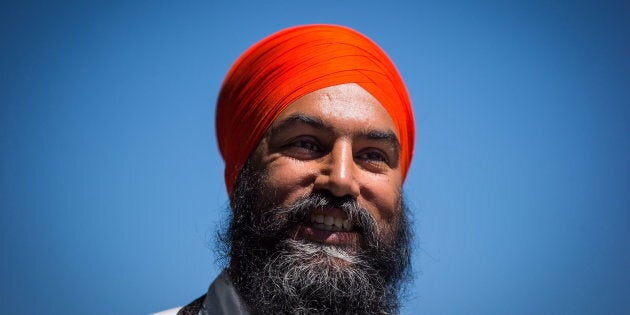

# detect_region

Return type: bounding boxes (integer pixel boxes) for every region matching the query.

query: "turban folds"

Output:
[217,24,415,195]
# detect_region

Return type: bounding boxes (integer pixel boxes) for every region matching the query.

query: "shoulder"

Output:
[149,306,182,315]
[150,294,205,315]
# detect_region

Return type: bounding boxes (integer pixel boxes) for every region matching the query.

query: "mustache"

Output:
[244,190,378,244]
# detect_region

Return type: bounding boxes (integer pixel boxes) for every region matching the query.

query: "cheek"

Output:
[360,173,402,225]
[262,159,317,205]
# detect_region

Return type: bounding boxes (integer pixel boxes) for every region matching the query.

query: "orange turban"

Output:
[216,24,415,195]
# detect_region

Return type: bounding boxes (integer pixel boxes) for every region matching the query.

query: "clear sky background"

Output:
[1,1,628,314]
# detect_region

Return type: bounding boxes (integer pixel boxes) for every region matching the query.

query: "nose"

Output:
[314,140,360,197]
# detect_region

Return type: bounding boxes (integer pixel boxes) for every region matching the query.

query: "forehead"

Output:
[273,83,397,134]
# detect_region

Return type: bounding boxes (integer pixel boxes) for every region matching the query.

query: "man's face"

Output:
[223,83,411,314]
[250,83,403,249]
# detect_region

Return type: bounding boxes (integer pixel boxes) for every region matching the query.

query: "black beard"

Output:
[218,162,413,314]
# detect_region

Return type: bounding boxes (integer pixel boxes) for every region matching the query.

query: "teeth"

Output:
[334,218,343,229]
[315,214,324,223]
[310,214,353,231]
[324,216,334,225]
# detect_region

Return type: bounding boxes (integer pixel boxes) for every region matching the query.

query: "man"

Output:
[155,24,415,315]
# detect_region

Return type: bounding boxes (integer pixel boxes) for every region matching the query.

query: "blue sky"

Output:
[1,1,629,314]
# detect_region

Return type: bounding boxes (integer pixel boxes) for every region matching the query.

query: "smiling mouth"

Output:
[296,208,359,245]
[309,213,354,231]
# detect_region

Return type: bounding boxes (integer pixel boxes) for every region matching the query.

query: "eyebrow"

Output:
[268,114,327,135]
[365,130,401,152]
[268,113,401,152]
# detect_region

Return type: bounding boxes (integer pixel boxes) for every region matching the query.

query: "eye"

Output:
[289,138,321,152]
[356,149,389,165]
[282,136,325,160]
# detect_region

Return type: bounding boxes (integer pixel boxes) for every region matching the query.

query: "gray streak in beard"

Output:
[281,239,358,264]
[263,239,379,313]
